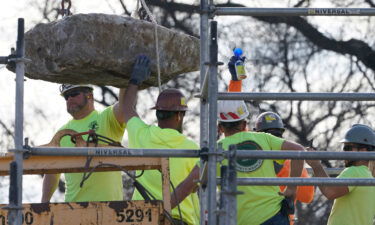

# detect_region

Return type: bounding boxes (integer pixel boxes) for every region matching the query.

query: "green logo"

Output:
[89,121,99,130]
[235,141,263,172]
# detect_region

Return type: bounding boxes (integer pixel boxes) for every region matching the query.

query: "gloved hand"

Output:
[129,55,151,85]
[228,55,245,81]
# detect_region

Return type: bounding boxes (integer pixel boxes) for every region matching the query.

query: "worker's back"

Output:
[218,131,286,225]
[128,116,200,225]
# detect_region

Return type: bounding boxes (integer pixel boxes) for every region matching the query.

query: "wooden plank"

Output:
[0,201,165,225]
[0,152,172,216]
[0,155,164,175]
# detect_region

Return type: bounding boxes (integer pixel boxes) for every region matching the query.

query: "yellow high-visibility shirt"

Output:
[328,165,375,225]
[128,117,200,225]
[59,106,125,202]
[218,131,285,225]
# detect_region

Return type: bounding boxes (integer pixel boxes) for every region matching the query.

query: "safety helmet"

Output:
[255,112,285,131]
[217,100,249,122]
[340,124,375,147]
[151,88,188,111]
[59,84,93,95]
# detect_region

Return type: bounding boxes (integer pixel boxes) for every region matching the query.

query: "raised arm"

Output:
[279,141,304,199]
[113,88,126,124]
[121,55,151,124]
[306,148,349,200]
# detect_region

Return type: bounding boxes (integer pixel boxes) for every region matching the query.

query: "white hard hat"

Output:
[217,100,249,122]
[59,84,94,95]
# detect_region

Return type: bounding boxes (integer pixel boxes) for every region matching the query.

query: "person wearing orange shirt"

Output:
[227,55,314,225]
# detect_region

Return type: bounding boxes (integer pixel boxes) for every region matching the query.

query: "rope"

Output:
[135,0,162,93]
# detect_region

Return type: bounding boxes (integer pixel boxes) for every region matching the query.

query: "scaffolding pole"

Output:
[18,147,375,160]
[7,18,25,225]
[215,92,375,101]
[213,7,375,16]
[206,20,219,225]
[26,147,200,157]
[219,145,238,225]
[234,150,375,160]
[199,0,210,223]
[231,178,375,186]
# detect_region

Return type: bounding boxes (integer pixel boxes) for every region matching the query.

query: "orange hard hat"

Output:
[151,88,188,111]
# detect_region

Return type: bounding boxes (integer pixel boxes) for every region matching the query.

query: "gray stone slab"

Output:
[24,13,200,88]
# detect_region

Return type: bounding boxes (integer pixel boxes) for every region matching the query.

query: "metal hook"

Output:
[60,0,72,17]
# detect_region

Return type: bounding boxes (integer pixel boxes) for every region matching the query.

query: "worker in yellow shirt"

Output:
[41,83,126,203]
[172,99,305,225]
[307,124,375,225]
[123,55,200,225]
[254,112,315,225]
[227,52,314,225]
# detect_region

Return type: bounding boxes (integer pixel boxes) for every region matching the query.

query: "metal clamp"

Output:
[199,149,223,158]
[8,138,32,159]
[199,147,209,162]
[23,138,31,159]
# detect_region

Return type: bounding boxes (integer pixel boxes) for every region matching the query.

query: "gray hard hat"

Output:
[255,112,284,131]
[340,124,375,147]
[59,84,93,95]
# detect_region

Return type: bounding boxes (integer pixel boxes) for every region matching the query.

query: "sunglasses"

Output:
[63,91,82,100]
[343,145,359,152]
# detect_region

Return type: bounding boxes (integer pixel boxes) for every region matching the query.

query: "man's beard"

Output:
[67,98,88,114]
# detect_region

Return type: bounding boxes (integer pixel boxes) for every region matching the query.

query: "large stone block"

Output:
[24,13,200,88]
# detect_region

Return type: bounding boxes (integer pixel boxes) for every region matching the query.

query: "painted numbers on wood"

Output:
[116,209,152,223]
[0,201,163,225]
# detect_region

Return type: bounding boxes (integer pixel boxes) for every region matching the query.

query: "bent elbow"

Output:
[325,192,338,201]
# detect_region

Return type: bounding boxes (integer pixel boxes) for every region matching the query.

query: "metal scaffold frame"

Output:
[2,2,375,225]
[199,2,375,225]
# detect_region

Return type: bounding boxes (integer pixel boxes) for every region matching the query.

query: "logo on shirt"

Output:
[235,140,263,172]
[89,121,99,131]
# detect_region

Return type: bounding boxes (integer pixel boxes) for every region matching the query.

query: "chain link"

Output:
[60,0,72,17]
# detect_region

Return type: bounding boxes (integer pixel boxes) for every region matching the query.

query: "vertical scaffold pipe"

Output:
[199,0,210,223]
[227,145,237,225]
[207,20,219,225]
[9,18,25,225]
[219,166,229,225]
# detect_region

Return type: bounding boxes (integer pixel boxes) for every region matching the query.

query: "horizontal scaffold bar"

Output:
[0,56,8,64]
[213,7,375,16]
[217,92,375,101]
[21,148,375,160]
[234,150,375,160]
[27,147,201,157]
[219,178,375,186]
